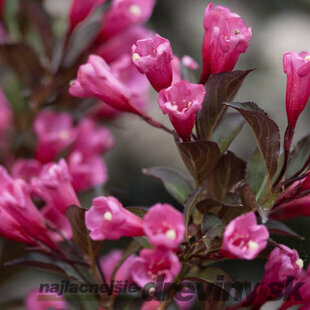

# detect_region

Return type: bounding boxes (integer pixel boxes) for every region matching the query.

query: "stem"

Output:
[140,114,174,135]
[273,125,294,189]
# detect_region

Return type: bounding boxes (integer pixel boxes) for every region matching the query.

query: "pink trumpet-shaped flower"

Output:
[131,248,181,287]
[68,151,108,193]
[221,212,269,260]
[25,288,68,310]
[31,159,80,214]
[85,196,144,240]
[34,110,76,164]
[69,55,144,115]
[73,118,115,156]
[201,3,252,83]
[158,80,205,141]
[0,167,57,249]
[100,250,136,285]
[132,34,173,92]
[99,0,156,40]
[69,0,106,33]
[144,203,185,250]
[283,51,310,129]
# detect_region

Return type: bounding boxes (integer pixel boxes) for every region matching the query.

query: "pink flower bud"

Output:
[68,151,107,192]
[99,0,156,40]
[221,212,269,260]
[100,250,136,285]
[25,289,67,310]
[0,87,12,136]
[74,118,115,156]
[201,3,252,83]
[69,55,144,115]
[85,196,144,240]
[96,25,153,63]
[283,51,310,129]
[41,204,72,242]
[132,34,173,92]
[158,80,205,141]
[131,248,181,287]
[144,203,185,250]
[11,159,42,183]
[31,159,80,214]
[34,110,76,164]
[181,55,199,70]
[69,0,106,33]
[0,167,57,249]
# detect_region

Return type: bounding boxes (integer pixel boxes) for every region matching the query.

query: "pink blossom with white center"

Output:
[144,203,185,250]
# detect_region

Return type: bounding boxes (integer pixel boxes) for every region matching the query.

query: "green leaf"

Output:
[266,220,303,239]
[224,102,280,186]
[257,193,278,223]
[207,151,246,201]
[143,167,194,204]
[184,187,205,241]
[177,140,220,186]
[247,148,268,201]
[0,43,44,88]
[211,112,245,154]
[201,213,224,243]
[286,135,310,178]
[197,69,254,140]
[66,205,102,256]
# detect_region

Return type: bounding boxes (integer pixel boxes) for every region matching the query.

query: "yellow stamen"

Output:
[166,229,176,240]
[248,240,259,251]
[129,5,141,17]
[103,211,112,221]
[132,53,140,62]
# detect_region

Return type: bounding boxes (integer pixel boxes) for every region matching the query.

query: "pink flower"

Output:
[100,250,136,285]
[131,248,181,287]
[158,80,205,141]
[25,289,68,310]
[98,0,156,40]
[0,167,57,249]
[283,51,310,129]
[95,102,120,119]
[96,25,153,63]
[141,301,160,310]
[144,203,185,250]
[132,34,173,92]
[41,204,73,242]
[201,3,252,83]
[221,212,269,260]
[85,196,144,240]
[69,0,106,33]
[181,55,199,70]
[172,55,182,85]
[11,159,42,182]
[69,55,145,115]
[34,110,76,163]
[73,118,115,156]
[31,159,80,214]
[0,87,12,136]
[68,151,108,192]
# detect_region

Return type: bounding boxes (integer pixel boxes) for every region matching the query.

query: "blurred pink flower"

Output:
[68,151,107,192]
[132,34,173,92]
[73,118,115,156]
[34,110,76,164]
[172,55,182,85]
[0,166,57,249]
[69,0,106,33]
[158,80,205,141]
[100,250,136,285]
[182,55,199,70]
[85,196,144,240]
[144,203,185,250]
[25,288,67,310]
[11,159,42,183]
[131,248,181,287]
[201,2,252,83]
[283,51,310,129]
[99,0,156,40]
[31,159,80,214]
[69,55,145,115]
[221,212,269,260]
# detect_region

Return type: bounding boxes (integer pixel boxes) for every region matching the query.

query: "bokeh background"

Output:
[1,0,310,309]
